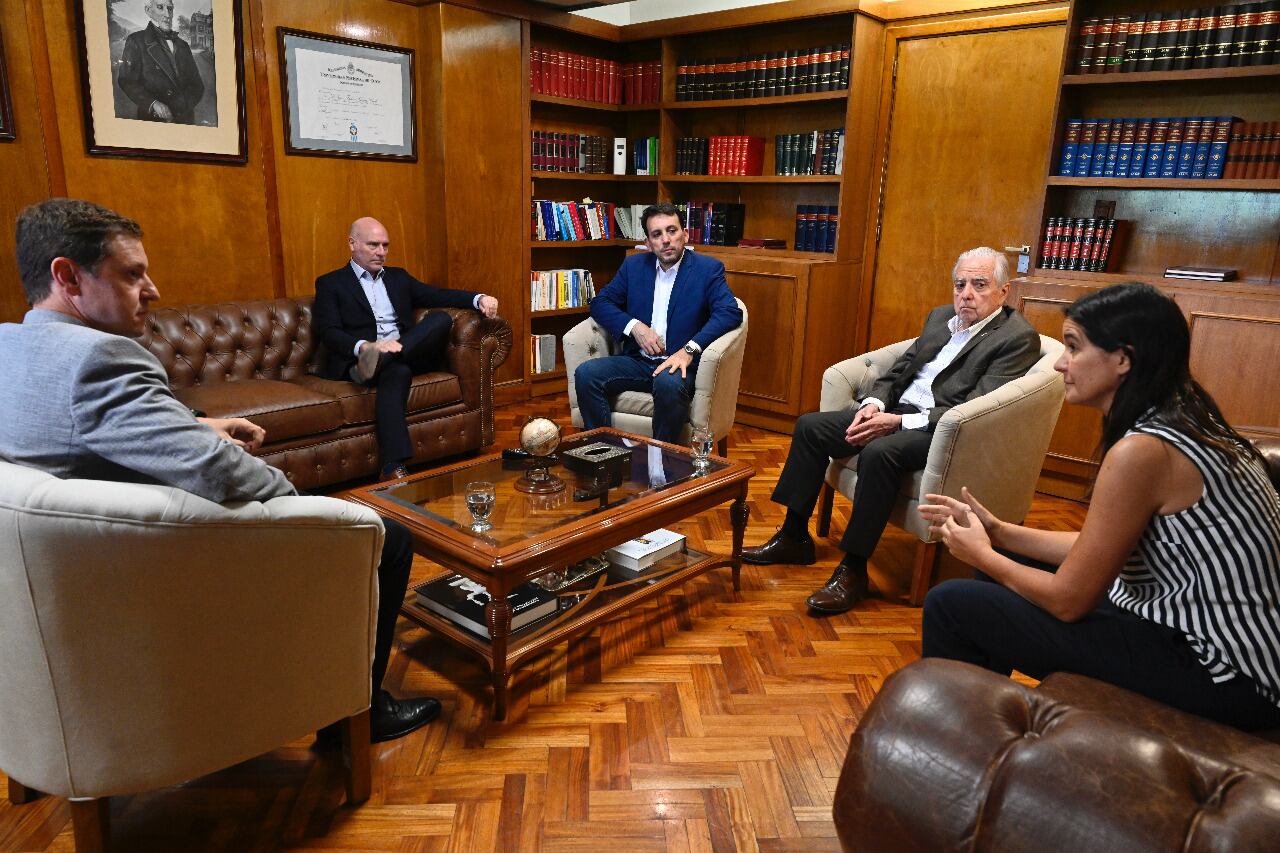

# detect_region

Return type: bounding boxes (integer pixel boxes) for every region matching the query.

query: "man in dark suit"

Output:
[743,247,1040,613]
[313,217,498,480]
[118,0,205,125]
[576,202,742,444]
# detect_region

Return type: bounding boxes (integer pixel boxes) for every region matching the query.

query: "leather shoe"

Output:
[742,529,816,566]
[381,463,409,481]
[371,690,441,743]
[354,344,385,384]
[805,565,870,613]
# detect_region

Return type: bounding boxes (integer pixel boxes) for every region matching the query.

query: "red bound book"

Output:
[650,60,661,103]
[578,54,588,100]
[1051,218,1071,268]
[743,136,764,175]
[531,48,542,94]
[607,60,618,105]
[709,137,721,175]
[1038,219,1054,270]
[1223,119,1247,178]
[590,57,601,103]
[1243,122,1261,178]
[1092,18,1115,72]
[1105,16,1130,72]
[1266,121,1280,179]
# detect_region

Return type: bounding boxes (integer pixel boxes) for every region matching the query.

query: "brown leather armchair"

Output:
[834,434,1280,852]
[138,297,512,491]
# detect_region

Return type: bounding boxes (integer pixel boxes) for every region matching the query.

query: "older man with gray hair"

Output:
[742,247,1040,613]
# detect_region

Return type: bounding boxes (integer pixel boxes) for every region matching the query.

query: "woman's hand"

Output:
[938,508,995,566]
[919,487,1001,541]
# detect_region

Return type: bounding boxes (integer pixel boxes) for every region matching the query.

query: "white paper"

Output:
[293,48,404,146]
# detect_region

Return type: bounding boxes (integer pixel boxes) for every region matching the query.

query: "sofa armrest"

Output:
[441,308,513,447]
[821,340,914,413]
[690,299,748,441]
[834,658,1280,853]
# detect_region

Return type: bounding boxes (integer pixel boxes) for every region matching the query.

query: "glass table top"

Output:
[370,431,730,547]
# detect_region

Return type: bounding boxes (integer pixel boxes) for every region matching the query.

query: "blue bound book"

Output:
[1076,119,1100,177]
[1130,118,1153,177]
[1060,118,1083,176]
[1102,119,1123,177]
[1160,119,1185,178]
[1090,119,1113,177]
[1115,118,1137,176]
[1145,118,1171,177]
[795,205,808,251]
[1191,116,1214,178]
[1205,116,1237,179]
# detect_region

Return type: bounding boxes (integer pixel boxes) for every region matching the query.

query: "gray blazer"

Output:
[866,304,1041,431]
[0,310,294,504]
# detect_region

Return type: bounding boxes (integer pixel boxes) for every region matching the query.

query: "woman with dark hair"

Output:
[919,282,1280,731]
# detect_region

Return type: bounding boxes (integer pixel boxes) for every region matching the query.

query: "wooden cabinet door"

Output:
[862,12,1066,351]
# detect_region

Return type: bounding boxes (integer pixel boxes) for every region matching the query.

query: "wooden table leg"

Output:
[486,595,514,722]
[730,487,748,593]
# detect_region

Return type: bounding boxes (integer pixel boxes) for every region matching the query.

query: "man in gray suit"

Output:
[0,198,439,744]
[742,247,1040,613]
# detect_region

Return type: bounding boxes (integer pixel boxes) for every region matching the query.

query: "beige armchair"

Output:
[816,335,1066,605]
[563,298,748,456]
[0,460,381,851]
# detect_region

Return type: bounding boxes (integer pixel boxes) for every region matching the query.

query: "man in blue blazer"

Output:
[577,203,742,444]
[313,217,499,480]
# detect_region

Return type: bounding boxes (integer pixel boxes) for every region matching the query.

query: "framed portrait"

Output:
[75,0,247,162]
[0,27,15,141]
[278,28,416,161]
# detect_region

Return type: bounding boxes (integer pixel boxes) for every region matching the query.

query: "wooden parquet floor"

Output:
[0,395,1086,852]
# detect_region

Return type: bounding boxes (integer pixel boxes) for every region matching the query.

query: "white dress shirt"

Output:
[350,260,488,356]
[864,307,1003,431]
[622,250,700,361]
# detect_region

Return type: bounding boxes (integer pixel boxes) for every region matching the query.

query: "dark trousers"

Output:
[923,565,1280,731]
[574,352,699,444]
[371,517,414,695]
[366,312,454,468]
[771,408,932,558]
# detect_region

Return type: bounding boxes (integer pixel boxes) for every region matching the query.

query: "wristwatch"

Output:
[683,342,698,356]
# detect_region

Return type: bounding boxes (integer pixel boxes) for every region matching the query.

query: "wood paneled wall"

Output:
[0,0,523,330]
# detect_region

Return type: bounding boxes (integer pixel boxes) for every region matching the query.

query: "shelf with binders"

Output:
[1048,176,1280,189]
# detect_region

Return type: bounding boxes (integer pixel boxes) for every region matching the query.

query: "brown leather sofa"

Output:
[138,297,512,491]
[834,434,1280,852]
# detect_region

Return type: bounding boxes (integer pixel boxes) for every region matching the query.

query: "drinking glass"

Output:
[690,427,714,473]
[465,481,496,532]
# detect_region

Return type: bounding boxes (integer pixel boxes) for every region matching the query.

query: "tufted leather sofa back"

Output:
[138,297,323,389]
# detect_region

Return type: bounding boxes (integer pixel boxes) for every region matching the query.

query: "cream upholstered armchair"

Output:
[816,335,1066,605]
[0,460,381,851]
[563,298,748,456]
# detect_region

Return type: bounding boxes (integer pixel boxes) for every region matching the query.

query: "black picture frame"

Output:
[75,0,247,163]
[278,27,416,162]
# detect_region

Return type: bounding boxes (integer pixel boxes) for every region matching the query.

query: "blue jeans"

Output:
[575,352,699,444]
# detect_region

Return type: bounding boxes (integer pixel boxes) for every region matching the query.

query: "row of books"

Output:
[530,268,597,311]
[531,199,618,242]
[530,334,558,375]
[531,132,613,174]
[675,44,850,101]
[529,49,661,104]
[1224,121,1280,177]
[777,129,845,176]
[674,136,765,176]
[412,530,686,638]
[1058,116,1236,179]
[1038,218,1128,272]
[676,202,746,246]
[795,205,839,253]
[1074,5,1280,73]
[631,137,660,176]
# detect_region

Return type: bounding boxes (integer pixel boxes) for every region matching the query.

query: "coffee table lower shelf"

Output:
[401,546,735,719]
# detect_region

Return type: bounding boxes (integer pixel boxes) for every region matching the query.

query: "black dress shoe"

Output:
[742,529,816,566]
[381,463,409,481]
[370,690,442,743]
[805,565,870,613]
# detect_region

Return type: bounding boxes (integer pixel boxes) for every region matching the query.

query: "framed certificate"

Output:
[278,27,416,161]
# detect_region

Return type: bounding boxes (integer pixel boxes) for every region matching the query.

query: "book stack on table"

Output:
[605,528,687,577]
[415,575,558,638]
[1164,266,1237,281]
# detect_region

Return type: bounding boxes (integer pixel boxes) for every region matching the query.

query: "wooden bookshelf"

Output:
[520,11,884,423]
[1011,0,1280,499]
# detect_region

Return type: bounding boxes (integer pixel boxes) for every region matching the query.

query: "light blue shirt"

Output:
[350,260,488,356]
[865,306,1003,431]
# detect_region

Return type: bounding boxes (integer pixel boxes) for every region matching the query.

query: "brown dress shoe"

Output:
[742,529,816,566]
[806,565,870,613]
[354,344,385,384]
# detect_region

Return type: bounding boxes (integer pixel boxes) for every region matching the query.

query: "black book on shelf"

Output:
[1192,7,1218,67]
[414,574,558,638]
[1173,10,1200,69]
[1255,1,1279,64]
[1153,11,1182,70]
[1210,5,1239,68]
[1232,2,1260,67]
[1137,11,1163,71]
[1122,12,1147,70]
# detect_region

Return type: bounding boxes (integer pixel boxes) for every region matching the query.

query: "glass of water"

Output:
[465,481,496,532]
[690,427,714,473]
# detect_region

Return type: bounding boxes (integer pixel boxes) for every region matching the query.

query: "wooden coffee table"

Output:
[341,428,754,720]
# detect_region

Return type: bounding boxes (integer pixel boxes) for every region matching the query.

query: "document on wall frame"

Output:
[292,48,404,147]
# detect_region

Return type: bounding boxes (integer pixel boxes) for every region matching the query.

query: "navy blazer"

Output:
[312,264,478,381]
[589,249,742,358]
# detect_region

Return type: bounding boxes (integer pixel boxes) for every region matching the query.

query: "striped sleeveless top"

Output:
[1108,419,1280,707]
